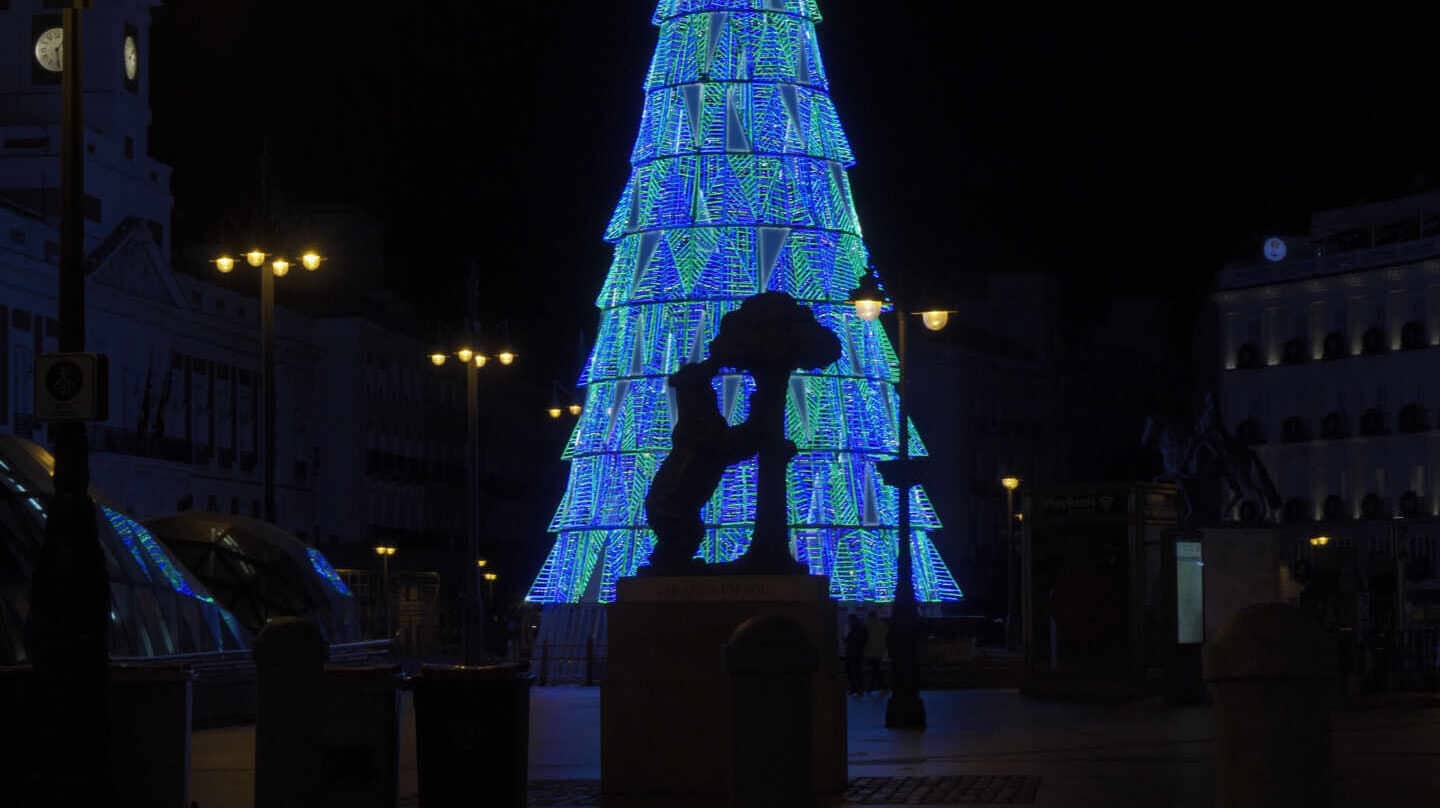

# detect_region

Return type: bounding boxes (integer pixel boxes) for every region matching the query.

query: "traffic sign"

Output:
[35,353,108,422]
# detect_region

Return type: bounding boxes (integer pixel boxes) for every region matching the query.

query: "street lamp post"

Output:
[374,545,397,639]
[29,5,111,800]
[850,267,953,730]
[429,342,515,664]
[1002,476,1021,651]
[213,249,323,524]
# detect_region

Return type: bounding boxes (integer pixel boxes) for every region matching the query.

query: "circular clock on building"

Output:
[124,34,138,81]
[1263,237,1287,262]
[34,27,64,73]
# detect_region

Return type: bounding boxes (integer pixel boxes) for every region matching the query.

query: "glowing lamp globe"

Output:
[921,310,950,331]
[476,559,488,568]
[245,250,267,268]
[1001,476,1021,492]
[429,353,447,367]
[498,351,516,366]
[568,403,583,416]
[1309,535,1331,547]
[214,256,236,273]
[548,407,563,419]
[271,259,290,277]
[456,347,474,364]
[301,252,322,271]
[483,572,498,582]
[848,270,886,322]
[474,354,488,368]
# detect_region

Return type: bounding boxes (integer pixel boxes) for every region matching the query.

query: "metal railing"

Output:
[112,639,394,677]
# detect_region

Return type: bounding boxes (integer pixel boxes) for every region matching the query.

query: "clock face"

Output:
[124,35,138,81]
[34,27,64,73]
[1264,237,1287,262]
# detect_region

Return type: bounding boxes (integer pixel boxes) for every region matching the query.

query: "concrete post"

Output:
[1203,602,1336,808]
[724,615,820,808]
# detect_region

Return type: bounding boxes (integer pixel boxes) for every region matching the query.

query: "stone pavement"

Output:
[191,687,1440,807]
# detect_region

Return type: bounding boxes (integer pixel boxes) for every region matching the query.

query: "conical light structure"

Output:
[528,0,962,605]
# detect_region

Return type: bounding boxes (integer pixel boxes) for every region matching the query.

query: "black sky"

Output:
[150,3,1440,381]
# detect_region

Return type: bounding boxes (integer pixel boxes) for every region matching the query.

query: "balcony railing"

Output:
[87,426,192,464]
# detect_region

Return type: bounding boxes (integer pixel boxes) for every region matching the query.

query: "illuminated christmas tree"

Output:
[527,0,962,604]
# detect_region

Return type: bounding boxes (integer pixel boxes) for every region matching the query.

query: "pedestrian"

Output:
[864,610,888,694]
[844,613,868,695]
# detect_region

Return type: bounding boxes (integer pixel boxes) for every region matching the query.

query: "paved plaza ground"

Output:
[191,687,1440,807]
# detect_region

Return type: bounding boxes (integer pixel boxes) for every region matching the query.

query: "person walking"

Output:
[863,610,889,694]
[844,613,868,696]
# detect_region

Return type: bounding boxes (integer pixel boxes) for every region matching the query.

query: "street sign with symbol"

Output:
[35,353,108,421]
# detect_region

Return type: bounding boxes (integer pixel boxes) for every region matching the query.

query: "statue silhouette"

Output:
[642,293,842,576]
[643,358,766,575]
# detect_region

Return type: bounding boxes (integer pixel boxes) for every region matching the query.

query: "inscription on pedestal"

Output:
[617,574,827,603]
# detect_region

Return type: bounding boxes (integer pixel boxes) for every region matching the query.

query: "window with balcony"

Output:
[1323,331,1346,360]
[1402,320,1427,350]
[1321,412,1348,440]
[1399,404,1429,433]
[1235,418,1265,445]
[1360,493,1385,520]
[1360,409,1387,436]
[1281,416,1311,443]
[1362,327,1387,355]
[1235,343,1262,370]
[1282,498,1310,523]
[1400,490,1422,518]
[1281,338,1308,365]
[1323,495,1347,520]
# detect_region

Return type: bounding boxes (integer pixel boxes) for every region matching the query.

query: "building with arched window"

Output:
[1215,191,1440,523]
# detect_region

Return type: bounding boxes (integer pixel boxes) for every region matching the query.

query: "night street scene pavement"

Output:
[6,1,1440,806]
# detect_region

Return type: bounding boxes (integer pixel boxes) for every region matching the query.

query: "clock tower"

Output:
[0,0,172,256]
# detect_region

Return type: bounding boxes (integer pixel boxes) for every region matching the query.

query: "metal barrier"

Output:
[532,640,606,686]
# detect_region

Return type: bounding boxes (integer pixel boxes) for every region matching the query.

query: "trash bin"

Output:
[414,664,533,808]
[315,665,402,808]
[1,664,193,807]
[109,665,195,808]
[1204,602,1336,808]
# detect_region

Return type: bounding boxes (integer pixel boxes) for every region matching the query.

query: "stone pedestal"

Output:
[602,575,846,807]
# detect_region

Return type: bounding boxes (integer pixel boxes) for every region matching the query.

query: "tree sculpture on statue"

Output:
[643,292,842,577]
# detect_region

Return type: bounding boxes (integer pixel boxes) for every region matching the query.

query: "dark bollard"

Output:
[108,665,195,808]
[414,664,533,808]
[724,615,820,808]
[255,617,329,808]
[1204,603,1336,808]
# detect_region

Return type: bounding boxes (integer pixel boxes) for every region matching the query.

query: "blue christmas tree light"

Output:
[528,0,962,604]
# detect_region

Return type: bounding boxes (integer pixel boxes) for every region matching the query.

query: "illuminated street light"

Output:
[847,263,951,730]
[474,354,488,368]
[548,406,563,419]
[1310,535,1331,547]
[849,270,886,321]
[498,351,516,366]
[1002,476,1021,492]
[457,347,475,364]
[476,558,488,569]
[429,353,447,367]
[213,243,327,524]
[921,310,950,331]
[568,403,583,416]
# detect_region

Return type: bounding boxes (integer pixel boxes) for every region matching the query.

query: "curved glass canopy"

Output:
[0,436,248,664]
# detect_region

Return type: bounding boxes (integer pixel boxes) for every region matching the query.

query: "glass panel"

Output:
[1176,541,1204,645]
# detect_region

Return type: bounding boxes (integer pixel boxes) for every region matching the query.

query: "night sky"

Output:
[150,3,1440,383]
